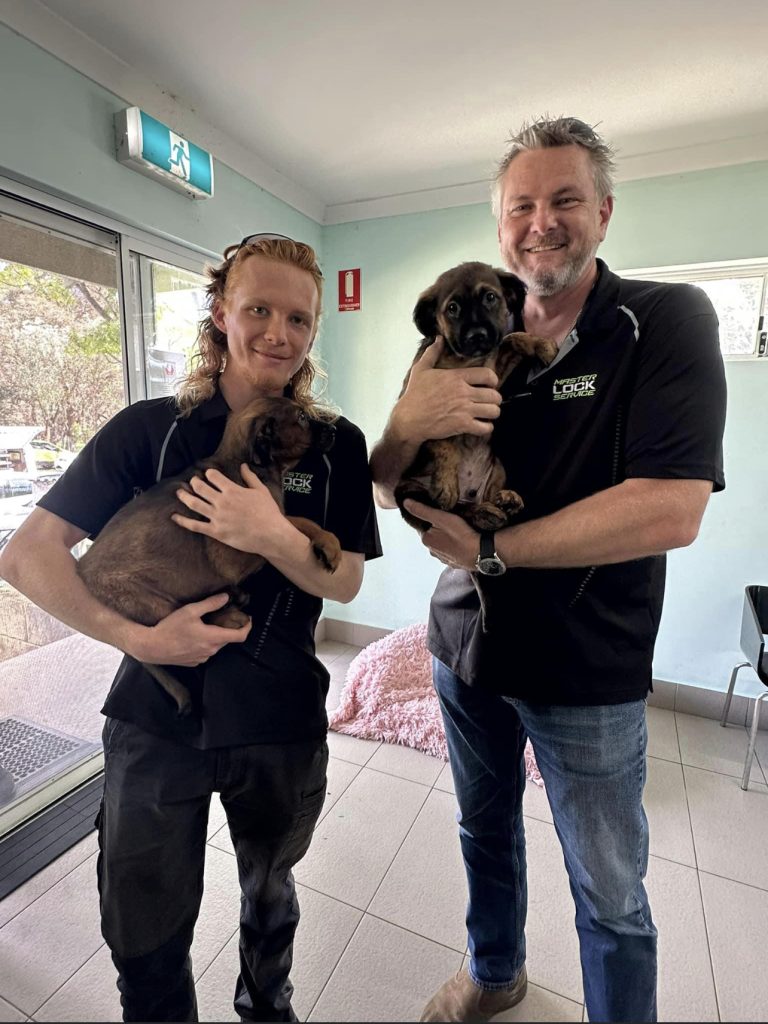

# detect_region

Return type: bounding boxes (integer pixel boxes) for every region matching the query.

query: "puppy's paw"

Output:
[313,533,342,573]
[466,503,509,532]
[504,333,558,365]
[497,489,524,515]
[394,481,432,510]
[433,481,460,511]
[206,606,251,630]
[533,337,558,365]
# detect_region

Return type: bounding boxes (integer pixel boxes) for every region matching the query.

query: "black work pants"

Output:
[96,717,328,1022]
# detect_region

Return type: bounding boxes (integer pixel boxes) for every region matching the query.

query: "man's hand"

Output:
[404,499,481,571]
[129,592,252,666]
[172,466,290,558]
[391,337,502,445]
[370,338,504,507]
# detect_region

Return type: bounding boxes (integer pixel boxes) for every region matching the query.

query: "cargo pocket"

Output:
[101,716,126,757]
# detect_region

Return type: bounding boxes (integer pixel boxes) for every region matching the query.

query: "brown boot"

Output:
[420,966,527,1022]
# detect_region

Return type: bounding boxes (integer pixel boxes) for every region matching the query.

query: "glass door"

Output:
[0,195,212,842]
[121,236,209,401]
[0,197,125,835]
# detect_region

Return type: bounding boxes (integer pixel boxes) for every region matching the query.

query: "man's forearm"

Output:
[1,540,142,654]
[495,478,712,569]
[264,518,364,602]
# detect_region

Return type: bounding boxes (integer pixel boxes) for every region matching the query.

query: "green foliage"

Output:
[0,264,77,309]
[67,320,121,358]
[0,262,124,449]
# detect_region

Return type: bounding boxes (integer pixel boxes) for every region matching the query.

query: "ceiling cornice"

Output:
[3,0,768,228]
[0,0,326,223]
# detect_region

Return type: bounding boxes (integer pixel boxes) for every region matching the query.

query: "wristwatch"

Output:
[474,531,507,576]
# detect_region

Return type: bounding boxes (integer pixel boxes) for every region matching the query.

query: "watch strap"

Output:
[479,531,496,559]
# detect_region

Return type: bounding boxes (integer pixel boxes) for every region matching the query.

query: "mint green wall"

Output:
[321,164,768,695]
[321,205,504,634]
[2,23,767,694]
[0,24,321,257]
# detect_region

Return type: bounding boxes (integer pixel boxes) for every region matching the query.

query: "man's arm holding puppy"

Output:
[403,479,713,572]
[173,467,364,604]
[369,338,503,507]
[0,508,249,666]
[370,339,712,567]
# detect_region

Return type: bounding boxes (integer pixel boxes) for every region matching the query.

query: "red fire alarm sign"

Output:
[338,268,361,311]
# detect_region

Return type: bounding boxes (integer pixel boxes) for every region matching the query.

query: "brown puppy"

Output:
[394,261,558,532]
[77,396,340,715]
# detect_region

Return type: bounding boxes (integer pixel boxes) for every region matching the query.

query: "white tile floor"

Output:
[1,640,768,1022]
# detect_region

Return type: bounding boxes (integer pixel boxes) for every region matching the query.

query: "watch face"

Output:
[476,556,506,576]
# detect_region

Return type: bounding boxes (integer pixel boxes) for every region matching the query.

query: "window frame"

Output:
[0,173,218,400]
[119,235,210,402]
[619,256,768,360]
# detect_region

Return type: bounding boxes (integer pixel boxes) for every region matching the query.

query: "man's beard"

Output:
[508,236,599,298]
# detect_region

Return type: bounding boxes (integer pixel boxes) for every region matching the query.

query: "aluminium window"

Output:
[620,258,768,359]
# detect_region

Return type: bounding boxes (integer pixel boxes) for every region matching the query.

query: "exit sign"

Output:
[115,107,214,199]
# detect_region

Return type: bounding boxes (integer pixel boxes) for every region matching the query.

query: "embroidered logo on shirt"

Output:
[553,373,598,401]
[283,471,313,495]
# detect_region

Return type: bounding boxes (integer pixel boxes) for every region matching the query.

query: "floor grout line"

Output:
[0,993,27,1019]
[680,759,768,787]
[302,910,368,1022]
[695,874,723,1022]
[362,906,466,954]
[0,841,99,933]
[30,938,107,1019]
[696,865,768,894]
[191,923,239,987]
[679,729,722,1023]
[361,780,432,916]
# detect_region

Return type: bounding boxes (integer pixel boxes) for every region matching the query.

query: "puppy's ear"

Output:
[250,416,277,465]
[495,271,527,317]
[413,287,438,339]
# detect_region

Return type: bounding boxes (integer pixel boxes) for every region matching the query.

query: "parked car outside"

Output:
[29,439,78,471]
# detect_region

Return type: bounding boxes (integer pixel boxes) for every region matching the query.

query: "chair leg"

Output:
[741,691,768,791]
[721,663,750,726]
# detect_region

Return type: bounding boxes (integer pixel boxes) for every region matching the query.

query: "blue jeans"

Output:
[433,659,657,1023]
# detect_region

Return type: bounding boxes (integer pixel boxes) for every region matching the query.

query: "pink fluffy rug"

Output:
[329,623,543,787]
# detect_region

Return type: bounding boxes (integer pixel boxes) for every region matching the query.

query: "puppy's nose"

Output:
[463,326,496,355]
[465,327,489,345]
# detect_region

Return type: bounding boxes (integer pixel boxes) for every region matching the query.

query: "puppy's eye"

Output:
[446,301,461,318]
[297,411,309,425]
[484,291,498,306]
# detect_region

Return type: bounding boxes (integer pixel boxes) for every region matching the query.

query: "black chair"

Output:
[720,585,768,790]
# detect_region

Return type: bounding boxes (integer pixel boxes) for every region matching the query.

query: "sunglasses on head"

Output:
[237,232,295,249]
[233,233,324,277]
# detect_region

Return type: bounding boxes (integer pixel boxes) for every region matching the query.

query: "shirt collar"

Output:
[195,386,230,423]
[190,380,305,425]
[577,258,622,335]
[516,259,618,382]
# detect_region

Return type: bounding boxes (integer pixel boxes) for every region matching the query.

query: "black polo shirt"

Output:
[38,389,382,748]
[428,260,727,705]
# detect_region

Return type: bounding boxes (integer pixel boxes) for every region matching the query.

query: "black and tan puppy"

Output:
[394,261,558,532]
[77,396,340,715]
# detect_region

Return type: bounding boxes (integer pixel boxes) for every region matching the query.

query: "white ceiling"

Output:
[4,0,768,223]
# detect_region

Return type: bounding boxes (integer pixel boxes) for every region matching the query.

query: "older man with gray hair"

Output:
[370,116,727,1022]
